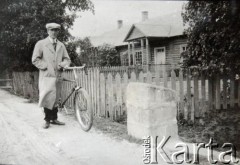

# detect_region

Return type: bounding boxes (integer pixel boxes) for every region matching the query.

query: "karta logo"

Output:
[142,136,239,164]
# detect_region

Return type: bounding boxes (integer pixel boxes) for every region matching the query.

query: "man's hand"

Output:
[62,65,69,71]
[58,64,69,71]
[41,67,48,71]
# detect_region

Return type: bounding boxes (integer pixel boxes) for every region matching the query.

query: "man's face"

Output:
[47,28,60,39]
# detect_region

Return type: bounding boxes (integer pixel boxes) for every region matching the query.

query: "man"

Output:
[32,23,71,129]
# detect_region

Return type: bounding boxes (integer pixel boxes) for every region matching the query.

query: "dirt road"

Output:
[0,89,144,165]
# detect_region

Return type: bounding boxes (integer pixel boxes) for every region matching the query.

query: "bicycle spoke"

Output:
[84,113,90,123]
[80,112,88,122]
[77,95,87,111]
[74,89,92,131]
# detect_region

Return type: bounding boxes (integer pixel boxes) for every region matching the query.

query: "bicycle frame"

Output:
[57,65,86,108]
[55,65,92,131]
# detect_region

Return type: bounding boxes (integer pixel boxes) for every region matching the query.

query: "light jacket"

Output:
[32,37,71,109]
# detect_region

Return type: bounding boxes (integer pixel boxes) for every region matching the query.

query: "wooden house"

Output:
[89,11,187,68]
[123,11,187,68]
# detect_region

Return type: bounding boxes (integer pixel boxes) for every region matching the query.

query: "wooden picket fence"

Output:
[98,64,176,78]
[12,72,39,99]
[0,70,13,89]
[12,67,240,122]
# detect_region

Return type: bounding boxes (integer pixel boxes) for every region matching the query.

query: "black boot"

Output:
[43,121,50,129]
[43,108,51,129]
[50,107,65,125]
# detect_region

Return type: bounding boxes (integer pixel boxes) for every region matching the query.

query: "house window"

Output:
[180,44,187,63]
[157,48,164,53]
[122,58,128,66]
[120,51,128,66]
[134,40,141,48]
[181,46,187,53]
[135,51,142,65]
[130,54,133,65]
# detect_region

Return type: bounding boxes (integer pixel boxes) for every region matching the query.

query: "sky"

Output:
[69,0,187,38]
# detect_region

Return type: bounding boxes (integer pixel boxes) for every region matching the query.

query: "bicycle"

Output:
[56,65,93,132]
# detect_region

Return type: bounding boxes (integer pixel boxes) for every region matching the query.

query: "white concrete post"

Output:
[126,82,178,139]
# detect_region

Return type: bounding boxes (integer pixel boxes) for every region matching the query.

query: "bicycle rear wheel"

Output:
[74,88,93,131]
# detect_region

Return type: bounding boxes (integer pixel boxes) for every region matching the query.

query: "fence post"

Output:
[92,68,96,116]
[171,70,176,91]
[179,69,184,119]
[208,76,213,110]
[139,71,144,82]
[230,74,235,108]
[130,71,136,82]
[193,70,199,118]
[122,72,128,116]
[23,72,28,98]
[155,69,160,86]
[33,72,39,99]
[163,70,168,88]
[29,72,34,100]
[147,71,152,84]
[186,69,192,121]
[100,73,106,117]
[201,72,206,116]
[238,78,240,108]
[107,73,114,120]
[222,76,228,109]
[215,74,221,110]
[91,69,95,115]
[96,68,100,117]
[115,73,122,119]
[12,72,17,94]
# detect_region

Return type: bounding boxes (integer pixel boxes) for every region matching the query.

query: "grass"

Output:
[178,108,240,158]
[93,116,142,144]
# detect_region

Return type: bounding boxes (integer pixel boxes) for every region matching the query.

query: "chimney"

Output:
[117,20,123,29]
[142,11,148,22]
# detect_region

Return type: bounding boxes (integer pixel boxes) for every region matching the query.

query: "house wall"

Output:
[132,47,147,65]
[116,46,128,66]
[149,36,187,65]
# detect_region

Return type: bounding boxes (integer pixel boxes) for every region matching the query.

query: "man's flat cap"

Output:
[46,23,61,29]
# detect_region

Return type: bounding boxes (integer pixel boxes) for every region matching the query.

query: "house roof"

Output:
[124,11,185,41]
[90,11,185,47]
[90,26,131,47]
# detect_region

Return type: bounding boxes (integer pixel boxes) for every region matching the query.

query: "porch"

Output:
[124,37,186,67]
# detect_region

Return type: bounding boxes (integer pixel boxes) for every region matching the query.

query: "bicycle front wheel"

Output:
[74,88,93,131]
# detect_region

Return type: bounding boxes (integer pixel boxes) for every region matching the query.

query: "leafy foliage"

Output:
[68,39,121,67]
[95,44,120,67]
[182,1,240,74]
[66,37,92,66]
[76,37,93,66]
[65,41,82,66]
[0,0,94,72]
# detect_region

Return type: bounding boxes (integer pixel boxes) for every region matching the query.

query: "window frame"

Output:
[179,44,188,63]
[135,51,143,65]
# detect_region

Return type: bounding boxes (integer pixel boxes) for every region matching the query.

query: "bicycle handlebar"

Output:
[63,64,86,70]
[61,64,88,81]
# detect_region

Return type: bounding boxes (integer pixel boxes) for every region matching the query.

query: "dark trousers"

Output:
[44,107,58,122]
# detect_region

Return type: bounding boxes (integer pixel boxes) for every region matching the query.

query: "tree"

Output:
[65,37,92,66]
[96,44,120,67]
[182,1,240,74]
[0,0,94,72]
[69,39,121,67]
[76,37,93,66]
[65,41,82,66]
